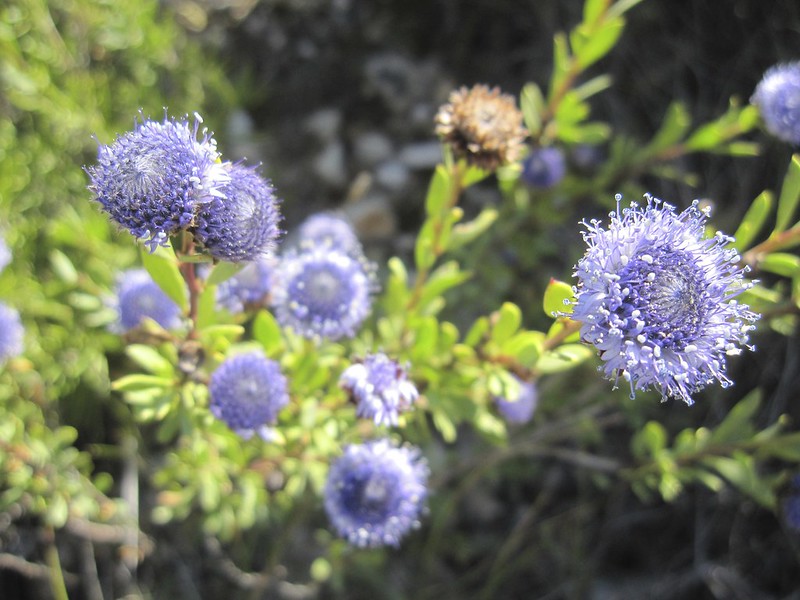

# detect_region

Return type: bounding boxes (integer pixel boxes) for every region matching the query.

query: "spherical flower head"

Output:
[752,62,800,145]
[272,242,377,341]
[340,353,419,426]
[571,195,759,405]
[494,377,538,424]
[324,439,429,548]
[435,84,527,171]
[521,146,566,189]
[0,303,23,364]
[216,257,275,314]
[194,163,282,263]
[87,113,229,249]
[208,351,289,440]
[297,213,362,256]
[113,269,183,332]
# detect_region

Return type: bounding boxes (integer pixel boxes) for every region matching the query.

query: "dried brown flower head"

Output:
[434,84,527,171]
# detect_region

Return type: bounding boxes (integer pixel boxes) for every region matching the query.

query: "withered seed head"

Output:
[434,84,527,171]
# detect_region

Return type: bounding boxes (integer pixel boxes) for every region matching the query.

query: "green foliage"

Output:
[627,391,799,508]
[3,0,800,596]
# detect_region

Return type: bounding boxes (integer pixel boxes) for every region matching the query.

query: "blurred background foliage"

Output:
[2,0,800,599]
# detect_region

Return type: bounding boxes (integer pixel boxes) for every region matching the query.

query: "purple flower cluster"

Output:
[0,302,23,364]
[494,377,538,424]
[571,195,758,405]
[87,113,281,261]
[521,146,566,189]
[752,62,800,146]
[208,351,289,440]
[194,163,281,262]
[296,213,361,256]
[324,439,428,548]
[340,353,418,426]
[272,240,376,341]
[113,269,183,332]
[215,258,275,314]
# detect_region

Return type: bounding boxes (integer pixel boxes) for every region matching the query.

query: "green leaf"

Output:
[382,257,410,315]
[757,431,800,461]
[425,164,453,217]
[701,453,775,509]
[449,208,498,251]
[632,420,668,459]
[543,278,575,317]
[125,344,174,376]
[206,261,246,286]
[418,261,471,310]
[646,102,691,154]
[415,220,437,272]
[491,302,522,344]
[774,154,800,233]
[112,374,174,392]
[732,190,773,252]
[410,317,439,362]
[252,310,284,356]
[140,241,188,312]
[500,331,545,368]
[49,249,79,284]
[432,409,457,443]
[521,83,546,136]
[536,344,594,374]
[759,252,800,278]
[583,0,608,26]
[464,316,489,347]
[709,389,761,444]
[575,17,625,69]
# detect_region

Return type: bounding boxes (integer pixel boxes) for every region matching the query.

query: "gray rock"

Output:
[312,140,347,188]
[399,141,442,170]
[304,108,342,142]
[353,131,393,167]
[374,160,410,192]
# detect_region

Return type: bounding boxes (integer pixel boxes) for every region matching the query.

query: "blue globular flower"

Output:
[752,62,800,145]
[0,303,23,364]
[494,377,538,424]
[194,163,282,262]
[340,353,419,426]
[208,351,289,440]
[87,113,229,250]
[521,146,566,189]
[215,258,275,314]
[113,269,183,333]
[0,234,10,274]
[571,195,759,405]
[272,242,376,341]
[297,212,362,256]
[324,439,428,548]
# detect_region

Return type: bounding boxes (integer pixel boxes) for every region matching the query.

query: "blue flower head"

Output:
[494,377,538,424]
[340,353,419,426]
[521,146,566,189]
[272,241,377,341]
[215,257,275,314]
[297,213,362,256]
[113,269,183,332]
[208,351,289,440]
[752,62,800,145]
[324,439,429,548]
[194,163,282,262]
[0,303,23,364]
[571,195,759,405]
[87,113,229,249]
